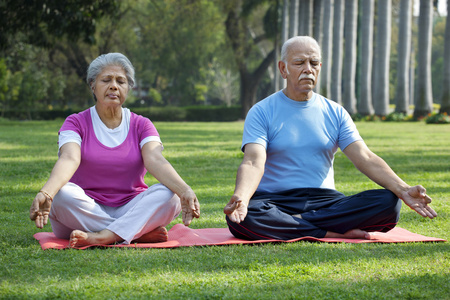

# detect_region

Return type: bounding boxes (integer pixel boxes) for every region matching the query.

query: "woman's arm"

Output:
[29,142,81,228]
[141,141,200,226]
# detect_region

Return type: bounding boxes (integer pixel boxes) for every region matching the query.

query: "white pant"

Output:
[49,182,181,244]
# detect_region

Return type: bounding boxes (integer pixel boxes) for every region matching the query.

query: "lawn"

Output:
[0,120,449,299]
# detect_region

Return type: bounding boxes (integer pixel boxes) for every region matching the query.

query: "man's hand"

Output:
[179,188,200,226]
[224,195,248,223]
[29,192,52,228]
[400,185,437,219]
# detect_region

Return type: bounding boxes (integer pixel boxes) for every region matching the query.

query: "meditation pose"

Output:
[224,36,436,240]
[30,53,200,247]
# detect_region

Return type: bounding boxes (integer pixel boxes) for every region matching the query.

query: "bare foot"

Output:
[69,229,122,248]
[325,228,370,239]
[132,227,168,243]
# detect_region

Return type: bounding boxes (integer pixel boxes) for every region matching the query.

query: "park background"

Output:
[1,0,450,122]
[1,0,449,299]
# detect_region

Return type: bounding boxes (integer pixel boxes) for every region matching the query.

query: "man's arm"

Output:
[224,143,266,223]
[343,140,437,219]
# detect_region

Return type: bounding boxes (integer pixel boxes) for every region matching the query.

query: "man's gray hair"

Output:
[280,36,322,63]
[86,53,135,89]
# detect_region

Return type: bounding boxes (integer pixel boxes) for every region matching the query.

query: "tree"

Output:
[331,0,344,104]
[223,0,277,118]
[394,0,413,114]
[414,0,434,118]
[298,0,313,36]
[289,0,299,38]
[439,0,450,114]
[0,0,120,51]
[313,0,324,93]
[342,0,358,114]
[373,0,392,116]
[320,0,334,98]
[358,0,374,115]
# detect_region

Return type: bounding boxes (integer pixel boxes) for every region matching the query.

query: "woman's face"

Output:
[92,65,129,108]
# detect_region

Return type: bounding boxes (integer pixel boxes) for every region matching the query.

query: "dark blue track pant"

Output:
[226,188,402,240]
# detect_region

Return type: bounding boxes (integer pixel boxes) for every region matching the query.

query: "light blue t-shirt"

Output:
[242,90,362,193]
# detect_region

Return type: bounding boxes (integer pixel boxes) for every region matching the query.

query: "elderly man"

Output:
[224,36,436,240]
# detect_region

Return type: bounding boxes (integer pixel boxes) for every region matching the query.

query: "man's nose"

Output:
[303,62,313,73]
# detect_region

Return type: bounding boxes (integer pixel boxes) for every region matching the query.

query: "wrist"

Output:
[39,190,53,202]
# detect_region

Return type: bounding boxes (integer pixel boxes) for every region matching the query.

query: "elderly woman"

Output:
[30,53,200,248]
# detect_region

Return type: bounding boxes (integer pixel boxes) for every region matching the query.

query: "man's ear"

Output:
[278,61,287,79]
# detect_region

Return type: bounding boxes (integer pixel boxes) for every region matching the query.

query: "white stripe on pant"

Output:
[49,182,181,244]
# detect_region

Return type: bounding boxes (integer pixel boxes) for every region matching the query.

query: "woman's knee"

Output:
[147,184,181,213]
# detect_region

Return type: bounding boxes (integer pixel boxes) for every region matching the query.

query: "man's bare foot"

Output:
[132,227,168,243]
[69,229,122,248]
[325,228,370,239]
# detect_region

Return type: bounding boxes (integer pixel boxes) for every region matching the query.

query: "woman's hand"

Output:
[179,188,200,226]
[29,192,52,228]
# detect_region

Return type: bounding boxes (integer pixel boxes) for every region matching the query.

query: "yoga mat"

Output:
[33,224,446,250]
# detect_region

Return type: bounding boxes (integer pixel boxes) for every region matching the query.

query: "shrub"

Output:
[425,112,450,124]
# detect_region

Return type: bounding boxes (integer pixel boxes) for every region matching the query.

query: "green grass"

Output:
[0,120,449,299]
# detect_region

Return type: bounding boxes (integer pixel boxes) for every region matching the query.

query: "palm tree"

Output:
[320,0,334,98]
[439,0,450,114]
[394,0,413,114]
[278,0,289,90]
[414,0,434,119]
[342,0,357,114]
[359,0,374,115]
[331,0,344,104]
[289,0,299,38]
[298,0,313,36]
[313,0,324,93]
[373,0,391,116]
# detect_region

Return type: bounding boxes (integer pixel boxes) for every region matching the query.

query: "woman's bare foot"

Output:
[132,227,168,243]
[325,228,371,239]
[69,229,122,248]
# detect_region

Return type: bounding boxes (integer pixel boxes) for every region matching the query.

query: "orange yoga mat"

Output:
[33,224,446,250]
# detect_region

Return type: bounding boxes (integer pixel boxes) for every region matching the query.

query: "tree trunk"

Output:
[373,0,391,116]
[225,2,276,118]
[289,0,299,38]
[320,0,334,98]
[298,0,313,36]
[395,0,412,114]
[279,0,289,90]
[331,0,344,104]
[440,0,450,114]
[342,0,357,114]
[414,0,434,119]
[359,0,374,115]
[313,0,324,93]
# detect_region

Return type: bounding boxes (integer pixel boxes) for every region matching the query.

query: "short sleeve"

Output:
[337,109,362,150]
[241,104,269,151]
[59,114,83,136]
[134,114,161,147]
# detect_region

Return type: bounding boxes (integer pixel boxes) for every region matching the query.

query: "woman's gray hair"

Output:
[86,53,136,89]
[280,36,322,63]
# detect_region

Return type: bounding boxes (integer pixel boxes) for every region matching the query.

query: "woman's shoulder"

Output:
[61,108,91,131]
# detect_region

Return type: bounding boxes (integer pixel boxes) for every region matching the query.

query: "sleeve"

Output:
[58,130,82,149]
[241,104,269,152]
[135,115,162,149]
[337,108,363,150]
[59,114,82,135]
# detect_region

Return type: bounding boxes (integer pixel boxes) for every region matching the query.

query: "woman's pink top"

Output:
[59,109,159,207]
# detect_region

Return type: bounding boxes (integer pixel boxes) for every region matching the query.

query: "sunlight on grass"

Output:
[0,120,448,299]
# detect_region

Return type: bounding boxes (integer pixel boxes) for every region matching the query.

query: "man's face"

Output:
[280,41,322,101]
